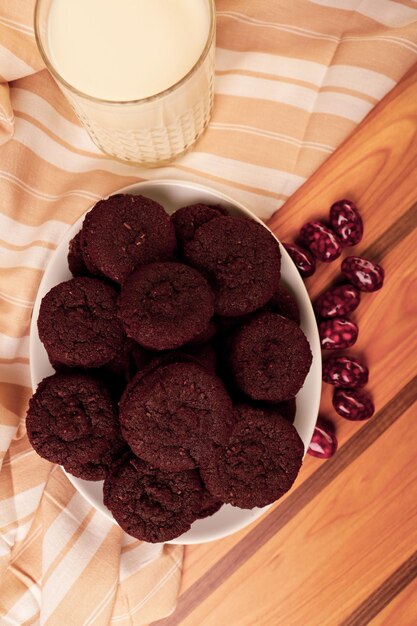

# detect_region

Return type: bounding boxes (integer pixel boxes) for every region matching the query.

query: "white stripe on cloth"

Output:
[0,213,69,248]
[39,512,113,624]
[0,484,45,528]
[11,118,141,176]
[11,88,103,154]
[0,245,54,271]
[0,16,34,37]
[0,425,19,453]
[0,46,36,81]
[0,519,33,556]
[322,65,395,98]
[216,48,396,98]
[0,333,30,359]
[42,491,98,575]
[215,74,374,122]
[180,152,305,199]
[1,584,41,625]
[216,47,327,84]
[310,0,417,28]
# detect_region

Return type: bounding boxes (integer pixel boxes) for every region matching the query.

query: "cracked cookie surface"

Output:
[38,277,125,368]
[184,216,281,316]
[200,404,304,508]
[103,455,203,542]
[81,194,176,283]
[119,262,214,350]
[26,372,125,480]
[119,361,234,471]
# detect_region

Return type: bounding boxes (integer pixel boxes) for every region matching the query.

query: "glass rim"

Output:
[34,0,216,106]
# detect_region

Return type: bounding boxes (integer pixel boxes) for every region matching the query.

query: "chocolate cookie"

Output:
[200,404,304,508]
[26,373,124,480]
[187,320,217,346]
[38,277,125,368]
[229,311,312,402]
[275,398,297,423]
[197,485,223,519]
[119,262,214,350]
[119,361,235,471]
[81,194,176,283]
[269,285,300,325]
[184,216,281,316]
[172,203,227,246]
[68,231,89,277]
[103,455,203,542]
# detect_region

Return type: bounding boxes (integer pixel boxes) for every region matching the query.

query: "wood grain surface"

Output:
[152,63,417,626]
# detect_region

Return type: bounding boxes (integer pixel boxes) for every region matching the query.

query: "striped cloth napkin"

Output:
[1,1,417,624]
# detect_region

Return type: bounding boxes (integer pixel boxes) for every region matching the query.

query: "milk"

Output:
[47,0,210,101]
[41,0,215,163]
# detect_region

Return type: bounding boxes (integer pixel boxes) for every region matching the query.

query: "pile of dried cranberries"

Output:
[283,199,385,459]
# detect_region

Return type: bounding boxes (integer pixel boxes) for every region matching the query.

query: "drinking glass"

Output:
[34,0,216,166]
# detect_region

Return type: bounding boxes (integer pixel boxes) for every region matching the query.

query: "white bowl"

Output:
[30,179,321,545]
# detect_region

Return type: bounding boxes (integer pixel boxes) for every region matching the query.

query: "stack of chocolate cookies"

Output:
[26,194,312,542]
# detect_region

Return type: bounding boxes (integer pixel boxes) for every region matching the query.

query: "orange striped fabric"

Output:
[1,1,417,624]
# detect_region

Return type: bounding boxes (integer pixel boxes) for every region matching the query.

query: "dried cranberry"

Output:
[300,221,342,263]
[283,242,316,278]
[329,199,363,246]
[307,418,338,459]
[333,388,375,420]
[341,256,384,292]
[323,355,368,388]
[319,318,358,350]
[314,284,360,319]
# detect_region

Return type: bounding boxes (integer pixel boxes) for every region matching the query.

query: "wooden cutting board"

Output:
[154,62,417,626]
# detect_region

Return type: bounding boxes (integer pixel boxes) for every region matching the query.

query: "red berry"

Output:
[319,318,358,350]
[329,199,363,247]
[341,256,384,292]
[300,221,342,262]
[314,284,360,319]
[283,242,316,278]
[333,388,375,421]
[322,355,369,388]
[307,418,338,458]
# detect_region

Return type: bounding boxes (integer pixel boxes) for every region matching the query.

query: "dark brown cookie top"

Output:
[68,231,89,277]
[38,277,125,368]
[229,311,312,402]
[26,373,125,480]
[184,216,281,317]
[119,262,214,351]
[200,404,304,509]
[81,194,176,283]
[103,455,203,542]
[172,203,227,246]
[119,361,235,471]
[268,285,300,325]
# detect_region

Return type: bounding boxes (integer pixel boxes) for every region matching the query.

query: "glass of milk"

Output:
[35,0,215,166]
